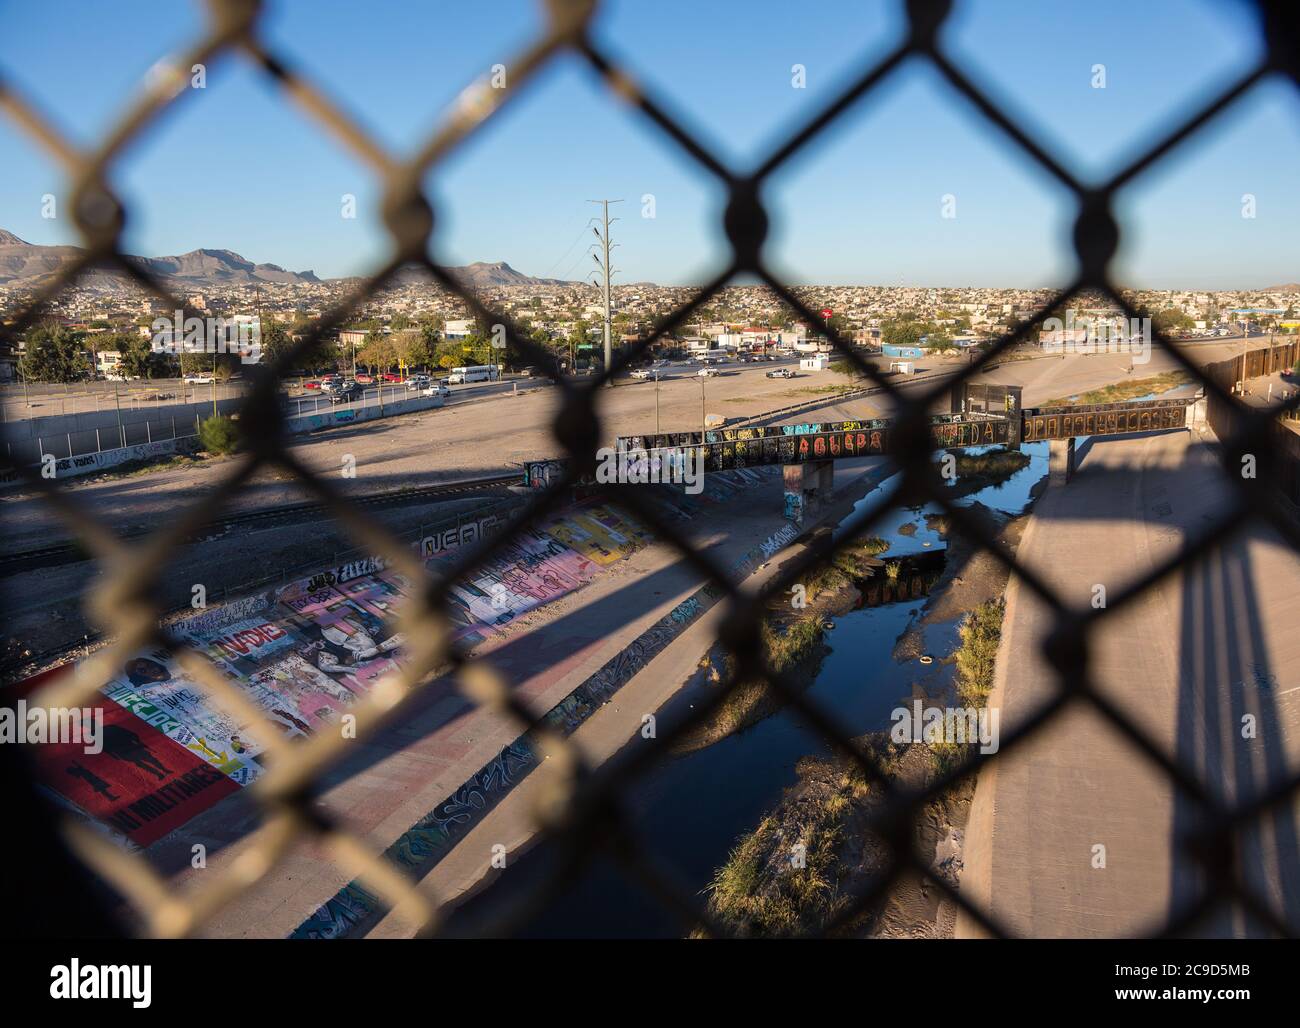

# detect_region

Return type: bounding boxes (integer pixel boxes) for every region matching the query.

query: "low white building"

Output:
[96,350,124,376]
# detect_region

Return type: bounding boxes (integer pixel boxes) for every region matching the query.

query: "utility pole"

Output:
[589,199,622,386]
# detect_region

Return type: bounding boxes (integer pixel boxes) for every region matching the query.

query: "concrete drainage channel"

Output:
[290,470,900,939]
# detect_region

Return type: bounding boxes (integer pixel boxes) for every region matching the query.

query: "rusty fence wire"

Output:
[1,0,1300,939]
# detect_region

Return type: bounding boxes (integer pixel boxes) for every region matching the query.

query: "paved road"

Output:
[958,424,1300,937]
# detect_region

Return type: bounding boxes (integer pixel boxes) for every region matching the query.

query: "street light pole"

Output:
[654,369,660,435]
[1241,319,1249,394]
[699,377,706,443]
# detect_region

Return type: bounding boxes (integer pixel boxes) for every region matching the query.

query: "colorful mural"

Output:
[9,499,651,848]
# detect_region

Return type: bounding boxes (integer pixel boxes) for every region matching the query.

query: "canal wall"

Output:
[290,517,803,938]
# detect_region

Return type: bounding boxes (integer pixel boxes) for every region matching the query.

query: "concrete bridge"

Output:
[522,385,1200,523]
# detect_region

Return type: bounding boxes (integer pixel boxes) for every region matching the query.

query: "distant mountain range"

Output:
[0,230,579,291]
[0,229,321,289]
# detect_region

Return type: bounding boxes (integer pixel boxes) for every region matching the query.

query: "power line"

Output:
[542,212,599,280]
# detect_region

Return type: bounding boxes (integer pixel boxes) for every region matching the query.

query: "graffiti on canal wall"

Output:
[287,513,806,938]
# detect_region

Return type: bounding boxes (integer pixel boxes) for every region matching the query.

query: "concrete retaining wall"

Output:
[2,393,446,486]
[1,397,238,447]
[0,435,199,485]
[282,394,443,435]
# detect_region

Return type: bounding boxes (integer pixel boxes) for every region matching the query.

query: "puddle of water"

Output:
[950,442,1049,516]
[454,448,1049,937]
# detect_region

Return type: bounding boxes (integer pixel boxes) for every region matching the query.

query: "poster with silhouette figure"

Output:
[30,693,239,847]
[104,652,270,787]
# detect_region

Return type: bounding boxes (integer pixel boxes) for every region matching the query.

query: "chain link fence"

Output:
[2,0,1299,939]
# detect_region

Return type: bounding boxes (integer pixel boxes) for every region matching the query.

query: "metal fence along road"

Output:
[2,0,1300,940]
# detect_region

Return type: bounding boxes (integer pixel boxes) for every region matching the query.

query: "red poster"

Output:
[27,692,240,847]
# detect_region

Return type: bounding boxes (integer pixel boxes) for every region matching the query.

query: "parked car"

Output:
[184,374,214,385]
[766,367,796,379]
[380,372,403,382]
[354,373,374,385]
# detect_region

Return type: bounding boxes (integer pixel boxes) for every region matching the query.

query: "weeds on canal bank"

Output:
[802,535,889,600]
[929,597,1006,775]
[701,757,871,937]
[950,447,1030,485]
[680,616,829,748]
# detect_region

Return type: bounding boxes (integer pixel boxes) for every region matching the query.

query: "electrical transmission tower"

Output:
[588,199,622,385]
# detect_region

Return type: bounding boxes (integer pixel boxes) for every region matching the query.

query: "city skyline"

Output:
[0,0,1295,290]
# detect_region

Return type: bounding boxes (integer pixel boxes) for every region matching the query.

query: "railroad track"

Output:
[0,472,520,577]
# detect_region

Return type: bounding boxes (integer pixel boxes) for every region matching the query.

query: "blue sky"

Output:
[0,0,1294,289]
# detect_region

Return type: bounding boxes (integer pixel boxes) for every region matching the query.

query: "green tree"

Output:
[1152,308,1194,334]
[393,327,436,372]
[356,335,396,375]
[116,333,174,379]
[258,316,296,367]
[198,414,240,455]
[568,319,592,364]
[19,325,90,382]
[927,329,957,354]
[881,318,927,349]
